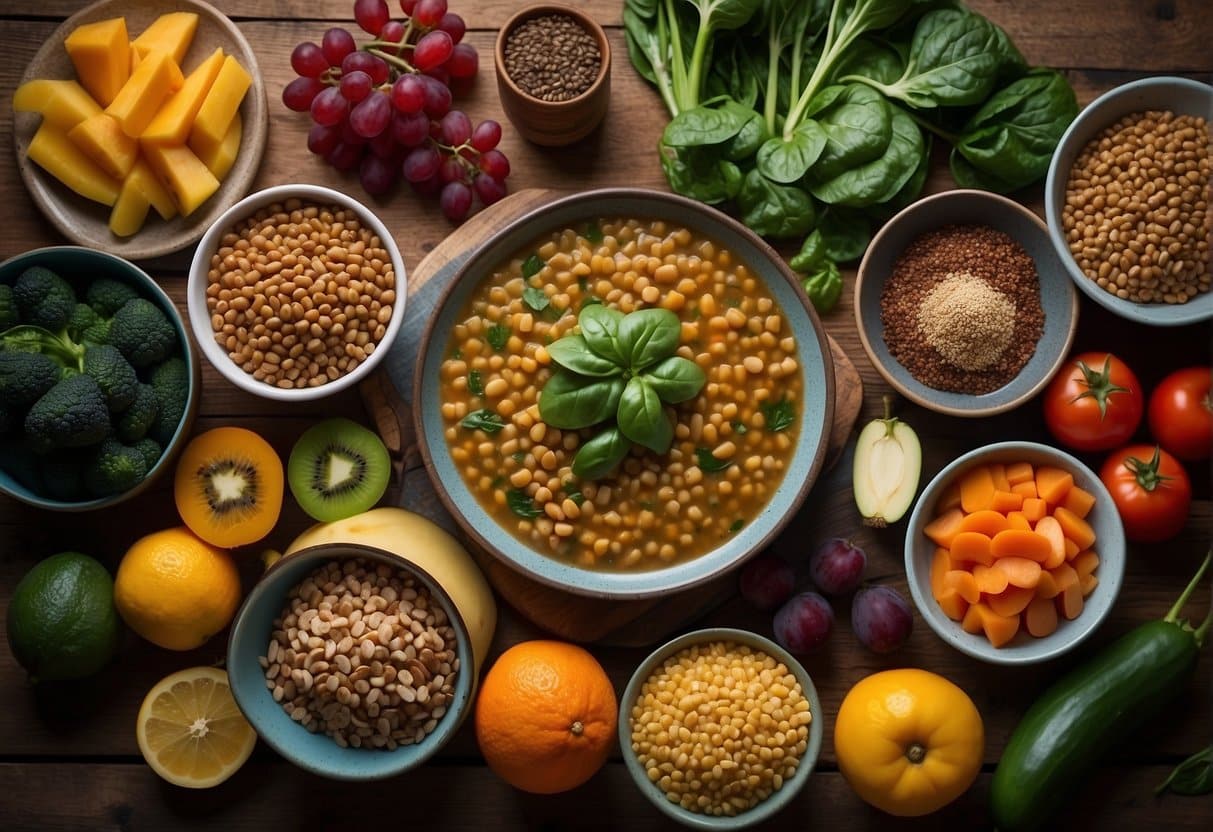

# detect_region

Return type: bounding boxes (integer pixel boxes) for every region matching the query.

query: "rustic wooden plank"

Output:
[1,761,1208,831]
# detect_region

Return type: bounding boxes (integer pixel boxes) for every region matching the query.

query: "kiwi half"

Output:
[174,427,284,548]
[288,418,390,522]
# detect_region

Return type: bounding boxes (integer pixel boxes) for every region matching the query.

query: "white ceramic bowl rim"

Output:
[187,184,407,401]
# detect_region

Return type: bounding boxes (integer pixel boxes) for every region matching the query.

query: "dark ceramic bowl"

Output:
[855,189,1079,417]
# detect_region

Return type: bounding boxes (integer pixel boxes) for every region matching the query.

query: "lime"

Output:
[6,551,122,682]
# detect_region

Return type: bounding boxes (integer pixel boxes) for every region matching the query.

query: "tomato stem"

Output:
[1123,446,1172,492]
[1072,357,1130,420]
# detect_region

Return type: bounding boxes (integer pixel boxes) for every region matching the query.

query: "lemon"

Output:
[136,666,256,788]
[114,527,241,651]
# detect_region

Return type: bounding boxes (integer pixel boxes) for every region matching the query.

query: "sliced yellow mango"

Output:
[64,17,130,106]
[109,173,151,237]
[142,47,224,146]
[126,157,177,221]
[130,41,141,74]
[13,79,102,129]
[131,12,199,66]
[106,49,185,138]
[188,55,250,161]
[68,112,139,180]
[142,142,219,216]
[26,120,121,206]
[196,112,241,181]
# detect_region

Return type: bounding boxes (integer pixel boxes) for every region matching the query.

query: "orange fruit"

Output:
[474,640,617,794]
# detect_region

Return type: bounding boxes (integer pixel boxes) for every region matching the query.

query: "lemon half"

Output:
[136,667,256,788]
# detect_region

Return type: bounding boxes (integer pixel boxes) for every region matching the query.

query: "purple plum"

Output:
[773,591,834,653]
[809,538,867,596]
[852,585,914,654]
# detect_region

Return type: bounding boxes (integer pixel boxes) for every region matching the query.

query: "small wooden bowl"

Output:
[13,0,268,260]
[494,4,611,147]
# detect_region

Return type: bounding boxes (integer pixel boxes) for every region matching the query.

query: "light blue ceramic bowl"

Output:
[1045,76,1213,326]
[414,188,836,600]
[855,189,1079,417]
[905,441,1125,666]
[226,543,474,780]
[0,246,199,511]
[618,628,823,829]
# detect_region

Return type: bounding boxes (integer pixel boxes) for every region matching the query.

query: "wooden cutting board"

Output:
[361,189,863,646]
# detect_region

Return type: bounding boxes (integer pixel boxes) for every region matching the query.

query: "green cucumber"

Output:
[990,552,1213,831]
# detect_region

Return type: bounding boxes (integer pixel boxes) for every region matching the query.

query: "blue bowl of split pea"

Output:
[854,189,1080,417]
[413,188,836,599]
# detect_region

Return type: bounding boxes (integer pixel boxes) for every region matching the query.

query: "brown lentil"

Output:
[259,558,458,750]
[438,219,802,570]
[881,225,1044,394]
[1063,110,1210,304]
[503,13,601,102]
[629,641,812,817]
[205,199,396,390]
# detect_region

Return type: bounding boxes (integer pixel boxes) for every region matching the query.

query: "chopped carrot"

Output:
[937,482,963,512]
[977,603,1021,647]
[1006,462,1035,485]
[1025,594,1059,638]
[1064,537,1080,561]
[988,584,1036,617]
[1006,511,1032,531]
[1021,497,1047,523]
[1058,582,1084,620]
[930,547,952,593]
[994,556,1043,589]
[1079,573,1099,597]
[924,507,966,549]
[990,463,1011,492]
[1036,570,1060,599]
[1054,506,1096,551]
[1049,563,1080,595]
[990,529,1052,563]
[931,548,968,620]
[951,531,994,566]
[959,465,997,513]
[1073,549,1100,578]
[945,569,981,604]
[961,603,985,634]
[1034,515,1067,569]
[1061,485,1097,519]
[938,589,968,621]
[1011,480,1038,498]
[958,509,1012,538]
[1035,466,1074,505]
[973,563,1010,595]
[991,490,1024,513]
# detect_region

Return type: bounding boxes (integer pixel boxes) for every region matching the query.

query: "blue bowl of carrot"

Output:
[905,441,1125,665]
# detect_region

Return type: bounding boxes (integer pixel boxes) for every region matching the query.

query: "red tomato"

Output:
[1099,445,1191,543]
[1043,352,1143,452]
[1148,367,1213,461]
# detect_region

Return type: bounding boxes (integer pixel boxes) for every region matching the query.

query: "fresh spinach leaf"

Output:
[538,371,625,430]
[468,369,484,397]
[617,307,681,371]
[694,447,734,473]
[817,209,871,263]
[643,356,707,404]
[761,396,796,431]
[800,258,842,314]
[834,37,905,86]
[572,426,633,480]
[521,254,544,279]
[547,334,623,377]
[809,108,923,207]
[461,409,505,434]
[507,488,543,518]
[522,286,550,313]
[577,304,627,365]
[737,169,818,239]
[486,324,510,351]
[804,84,893,183]
[662,102,751,147]
[1156,746,1213,796]
[659,141,743,205]
[756,121,828,183]
[617,376,673,453]
[721,109,770,161]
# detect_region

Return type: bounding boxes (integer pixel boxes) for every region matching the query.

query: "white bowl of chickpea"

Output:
[187,184,406,400]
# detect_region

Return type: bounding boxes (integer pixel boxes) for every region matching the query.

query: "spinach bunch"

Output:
[537,305,706,479]
[624,0,1078,313]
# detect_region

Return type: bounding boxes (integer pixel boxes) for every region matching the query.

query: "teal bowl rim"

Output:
[904,440,1126,666]
[413,187,836,600]
[854,188,1080,417]
[0,245,199,511]
[1043,76,1213,326]
[225,542,475,781]
[617,627,823,829]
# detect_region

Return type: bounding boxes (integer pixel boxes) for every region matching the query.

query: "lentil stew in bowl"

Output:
[416,190,834,599]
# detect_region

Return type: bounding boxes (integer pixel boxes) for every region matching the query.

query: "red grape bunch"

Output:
[282,0,510,221]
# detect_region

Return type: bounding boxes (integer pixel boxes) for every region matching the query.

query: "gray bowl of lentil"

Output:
[1044,76,1213,326]
[855,189,1079,417]
[414,188,835,599]
[618,628,823,828]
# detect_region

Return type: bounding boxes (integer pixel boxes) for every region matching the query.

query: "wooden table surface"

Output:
[2,1,1211,829]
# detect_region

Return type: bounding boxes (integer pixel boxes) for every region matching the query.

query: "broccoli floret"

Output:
[85,278,140,317]
[0,351,65,409]
[24,375,111,452]
[12,267,77,331]
[109,299,176,369]
[0,284,18,330]
[40,453,86,501]
[66,303,99,341]
[81,317,112,346]
[148,356,189,445]
[83,345,138,413]
[116,382,159,442]
[131,437,163,470]
[84,437,147,496]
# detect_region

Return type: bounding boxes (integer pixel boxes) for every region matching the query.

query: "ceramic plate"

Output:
[13,0,267,260]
